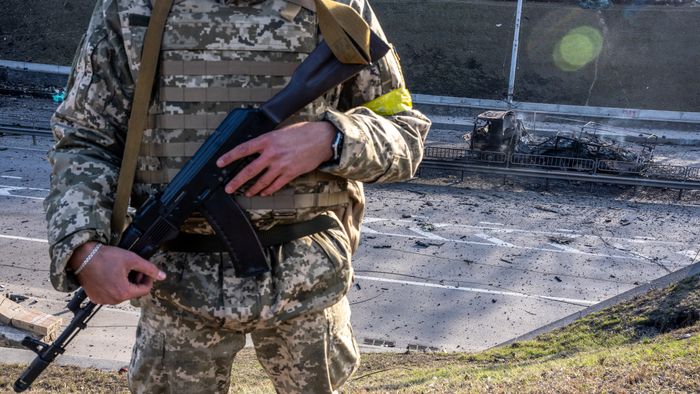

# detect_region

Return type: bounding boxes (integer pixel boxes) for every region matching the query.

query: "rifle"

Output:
[13,33,390,392]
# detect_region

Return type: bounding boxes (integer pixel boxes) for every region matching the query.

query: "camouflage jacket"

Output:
[45,0,431,292]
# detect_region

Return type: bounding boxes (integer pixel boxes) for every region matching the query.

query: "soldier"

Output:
[45,0,430,392]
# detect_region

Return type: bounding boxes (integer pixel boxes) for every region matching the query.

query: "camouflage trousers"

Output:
[127,229,359,393]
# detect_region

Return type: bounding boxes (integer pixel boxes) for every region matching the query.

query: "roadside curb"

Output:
[496,259,700,347]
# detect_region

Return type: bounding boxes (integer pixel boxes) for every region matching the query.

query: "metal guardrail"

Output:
[0,114,51,130]
[421,147,700,191]
[424,147,506,164]
[0,59,71,75]
[0,124,52,137]
[413,94,700,125]
[511,153,596,172]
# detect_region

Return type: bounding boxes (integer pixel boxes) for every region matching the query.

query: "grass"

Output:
[1,275,698,393]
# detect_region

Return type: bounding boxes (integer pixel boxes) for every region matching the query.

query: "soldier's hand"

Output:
[68,242,166,305]
[217,121,335,196]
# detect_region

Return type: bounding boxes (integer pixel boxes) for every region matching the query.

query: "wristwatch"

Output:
[327,128,344,165]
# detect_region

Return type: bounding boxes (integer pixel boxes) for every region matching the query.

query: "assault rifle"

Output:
[14,33,390,392]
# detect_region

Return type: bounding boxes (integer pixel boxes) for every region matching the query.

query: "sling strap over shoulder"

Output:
[111,0,174,242]
[314,0,371,65]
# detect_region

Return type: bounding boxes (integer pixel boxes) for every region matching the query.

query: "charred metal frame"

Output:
[421,146,700,195]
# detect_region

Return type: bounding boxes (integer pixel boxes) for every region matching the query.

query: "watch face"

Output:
[332,131,344,161]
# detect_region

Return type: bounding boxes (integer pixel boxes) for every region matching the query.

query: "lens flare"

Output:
[553,26,603,72]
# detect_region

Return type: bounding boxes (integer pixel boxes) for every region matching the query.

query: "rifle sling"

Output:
[314,0,371,65]
[111,0,174,243]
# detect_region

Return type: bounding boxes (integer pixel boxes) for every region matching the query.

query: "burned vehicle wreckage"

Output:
[463,110,656,174]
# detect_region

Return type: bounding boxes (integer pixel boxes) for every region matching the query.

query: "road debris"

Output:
[549,236,574,245]
[534,205,560,214]
[0,297,62,339]
[415,240,445,248]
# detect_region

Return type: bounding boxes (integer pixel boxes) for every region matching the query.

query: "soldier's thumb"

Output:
[129,258,167,281]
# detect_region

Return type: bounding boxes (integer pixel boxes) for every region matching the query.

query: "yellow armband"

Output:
[361,87,413,116]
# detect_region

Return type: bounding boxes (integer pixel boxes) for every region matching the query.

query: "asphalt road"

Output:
[1,133,698,368]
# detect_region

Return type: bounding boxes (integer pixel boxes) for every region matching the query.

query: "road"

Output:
[0,133,698,367]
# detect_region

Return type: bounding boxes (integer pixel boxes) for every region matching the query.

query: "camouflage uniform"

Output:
[45,0,430,392]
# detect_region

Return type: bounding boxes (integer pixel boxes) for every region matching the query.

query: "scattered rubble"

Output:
[0,295,63,347]
[549,236,575,245]
[415,241,445,248]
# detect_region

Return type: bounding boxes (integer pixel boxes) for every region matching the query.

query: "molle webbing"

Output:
[159,86,283,103]
[148,113,227,130]
[160,60,299,76]
[136,169,351,190]
[235,191,349,210]
[140,141,207,157]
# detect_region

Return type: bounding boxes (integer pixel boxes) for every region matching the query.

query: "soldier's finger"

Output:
[224,156,270,194]
[128,258,166,282]
[245,166,281,196]
[126,279,155,300]
[259,173,293,197]
[216,138,264,168]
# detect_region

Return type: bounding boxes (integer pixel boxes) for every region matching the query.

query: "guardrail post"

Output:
[532,111,537,133]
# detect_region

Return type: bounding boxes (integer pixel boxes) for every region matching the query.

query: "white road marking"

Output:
[0,184,48,201]
[360,227,493,246]
[363,217,388,224]
[362,227,381,235]
[0,185,49,192]
[355,275,597,306]
[362,225,644,260]
[363,216,686,245]
[0,234,48,243]
[360,217,678,260]
[408,227,448,241]
[0,193,45,201]
[473,233,515,247]
[547,243,584,254]
[0,175,22,180]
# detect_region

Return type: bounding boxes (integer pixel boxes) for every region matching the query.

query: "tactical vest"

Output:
[118,0,350,233]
